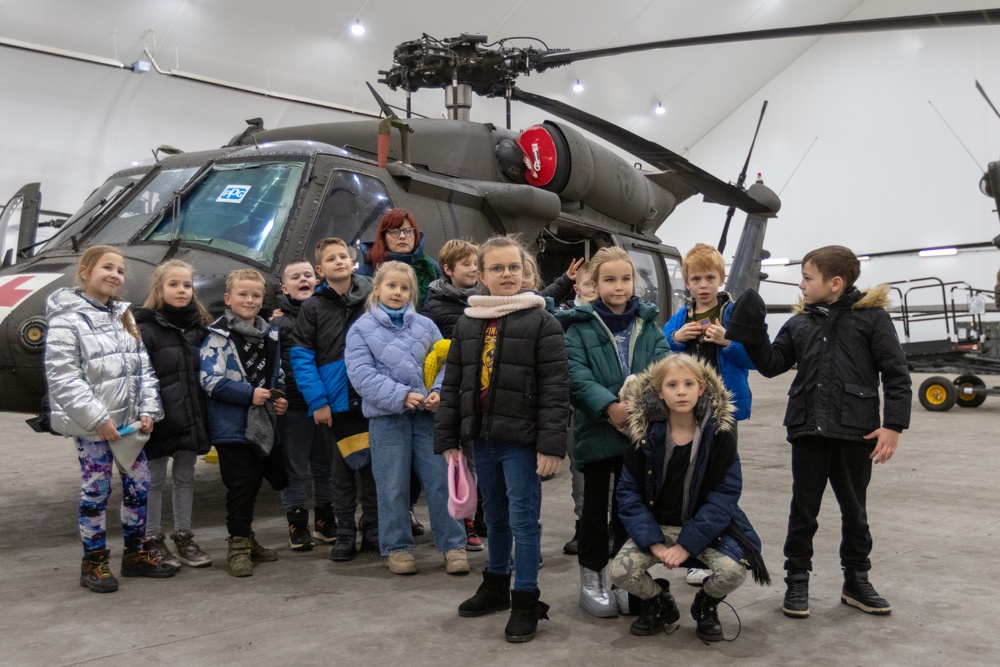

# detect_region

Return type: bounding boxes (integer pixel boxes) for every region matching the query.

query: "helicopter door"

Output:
[624,244,679,326]
[0,183,41,267]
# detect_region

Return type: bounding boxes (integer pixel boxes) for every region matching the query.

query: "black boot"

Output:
[359,519,379,554]
[841,569,892,615]
[329,519,357,562]
[287,508,314,551]
[312,504,336,544]
[783,571,810,618]
[505,589,550,643]
[629,580,680,636]
[690,590,725,643]
[80,549,119,593]
[562,520,580,555]
[458,571,511,617]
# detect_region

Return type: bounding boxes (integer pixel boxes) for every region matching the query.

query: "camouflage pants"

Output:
[610,525,747,600]
[76,438,149,553]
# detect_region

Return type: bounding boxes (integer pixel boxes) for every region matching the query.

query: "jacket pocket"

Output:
[840,383,880,430]
[783,383,807,427]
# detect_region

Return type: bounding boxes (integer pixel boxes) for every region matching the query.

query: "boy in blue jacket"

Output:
[290,237,378,562]
[200,268,288,577]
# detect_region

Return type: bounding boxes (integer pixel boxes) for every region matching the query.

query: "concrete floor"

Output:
[1,371,998,667]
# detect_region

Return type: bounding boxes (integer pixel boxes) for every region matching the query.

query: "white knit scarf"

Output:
[464,293,546,319]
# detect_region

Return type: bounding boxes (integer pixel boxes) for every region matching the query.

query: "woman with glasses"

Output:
[357,209,442,309]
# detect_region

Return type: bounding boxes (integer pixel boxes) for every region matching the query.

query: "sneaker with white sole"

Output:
[444,549,470,575]
[171,530,213,567]
[385,550,417,575]
[685,567,710,586]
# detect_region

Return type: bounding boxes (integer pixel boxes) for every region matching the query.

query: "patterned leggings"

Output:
[75,438,149,553]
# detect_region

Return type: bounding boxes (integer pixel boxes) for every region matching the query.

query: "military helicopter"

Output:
[0,8,997,415]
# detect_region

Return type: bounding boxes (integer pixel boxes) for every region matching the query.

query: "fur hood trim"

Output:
[620,356,735,444]
[791,284,891,315]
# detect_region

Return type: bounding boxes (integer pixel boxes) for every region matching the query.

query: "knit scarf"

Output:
[410,252,439,308]
[593,296,640,333]
[160,302,202,330]
[464,293,545,319]
[378,302,407,329]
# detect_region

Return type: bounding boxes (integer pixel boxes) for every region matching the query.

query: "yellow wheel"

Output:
[954,374,987,408]
[919,376,957,412]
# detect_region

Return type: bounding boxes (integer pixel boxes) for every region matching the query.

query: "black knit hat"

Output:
[725,289,769,346]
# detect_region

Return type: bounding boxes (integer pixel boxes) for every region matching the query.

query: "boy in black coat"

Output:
[726,245,911,619]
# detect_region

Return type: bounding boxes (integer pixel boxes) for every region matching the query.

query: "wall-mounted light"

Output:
[918,247,957,257]
[858,255,871,261]
[351,19,366,36]
[761,257,791,266]
[572,79,584,93]
[654,101,666,115]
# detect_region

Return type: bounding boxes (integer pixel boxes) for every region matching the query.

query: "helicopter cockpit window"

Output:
[629,249,661,308]
[144,160,306,266]
[87,167,200,246]
[663,256,688,316]
[307,171,392,254]
[48,174,148,250]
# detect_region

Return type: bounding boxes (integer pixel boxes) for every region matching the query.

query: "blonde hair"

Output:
[367,260,418,310]
[682,243,726,281]
[522,253,542,291]
[143,259,211,325]
[225,268,266,294]
[77,245,140,339]
[315,237,355,263]
[587,246,636,285]
[649,354,706,400]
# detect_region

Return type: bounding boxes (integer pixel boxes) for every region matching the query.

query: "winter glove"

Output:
[725,288,769,346]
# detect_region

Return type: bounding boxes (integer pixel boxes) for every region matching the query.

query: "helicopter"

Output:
[0,8,997,415]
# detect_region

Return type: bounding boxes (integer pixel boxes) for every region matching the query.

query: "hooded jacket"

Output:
[617,360,763,574]
[421,278,474,339]
[199,312,283,445]
[44,288,162,438]
[434,293,570,458]
[663,292,754,420]
[555,299,671,467]
[133,306,211,457]
[739,285,911,442]
[289,276,371,416]
[346,304,445,418]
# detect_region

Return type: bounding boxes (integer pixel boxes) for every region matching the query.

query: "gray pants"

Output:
[610,525,747,600]
[146,450,197,534]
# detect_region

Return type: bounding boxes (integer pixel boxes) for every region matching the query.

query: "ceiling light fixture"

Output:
[572,79,584,93]
[655,101,666,115]
[918,247,957,257]
[351,19,366,36]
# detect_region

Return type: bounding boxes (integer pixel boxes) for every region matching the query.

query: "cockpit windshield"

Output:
[143,160,306,266]
[47,173,148,250]
[86,167,200,246]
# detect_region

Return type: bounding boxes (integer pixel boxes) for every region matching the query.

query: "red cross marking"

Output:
[0,275,36,308]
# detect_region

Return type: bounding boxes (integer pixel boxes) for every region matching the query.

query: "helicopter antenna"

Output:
[719,100,768,253]
[976,80,1000,122]
[779,136,819,196]
[366,81,397,118]
[928,100,983,170]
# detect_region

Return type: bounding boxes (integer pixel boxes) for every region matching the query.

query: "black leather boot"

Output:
[504,589,550,643]
[783,570,810,618]
[458,571,511,617]
[691,589,725,643]
[629,580,680,636]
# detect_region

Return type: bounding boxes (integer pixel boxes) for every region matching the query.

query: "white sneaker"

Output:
[686,568,710,586]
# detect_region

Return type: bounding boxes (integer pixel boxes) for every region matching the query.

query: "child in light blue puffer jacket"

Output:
[345,261,468,576]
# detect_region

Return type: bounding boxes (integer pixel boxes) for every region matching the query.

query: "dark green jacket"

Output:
[556,300,671,468]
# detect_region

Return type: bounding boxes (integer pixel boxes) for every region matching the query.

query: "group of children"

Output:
[44,211,911,644]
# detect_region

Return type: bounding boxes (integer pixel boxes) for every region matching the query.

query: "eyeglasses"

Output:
[385,228,415,239]
[486,263,523,277]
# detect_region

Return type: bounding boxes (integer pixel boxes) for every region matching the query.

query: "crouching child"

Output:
[610,354,768,643]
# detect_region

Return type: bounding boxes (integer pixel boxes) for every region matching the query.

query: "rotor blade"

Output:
[535,9,1000,67]
[510,87,774,215]
[720,100,768,253]
[976,79,1000,122]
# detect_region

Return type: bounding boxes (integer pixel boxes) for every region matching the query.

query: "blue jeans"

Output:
[279,408,332,511]
[369,412,466,556]
[474,439,542,592]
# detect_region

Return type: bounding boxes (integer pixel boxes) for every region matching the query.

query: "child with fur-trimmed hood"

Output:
[610,354,767,642]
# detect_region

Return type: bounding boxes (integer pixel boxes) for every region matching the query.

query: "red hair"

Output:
[367,208,422,268]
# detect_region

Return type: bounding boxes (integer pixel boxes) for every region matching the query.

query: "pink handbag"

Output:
[447,449,477,520]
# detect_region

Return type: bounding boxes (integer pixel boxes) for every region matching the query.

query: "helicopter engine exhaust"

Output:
[516,121,678,230]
